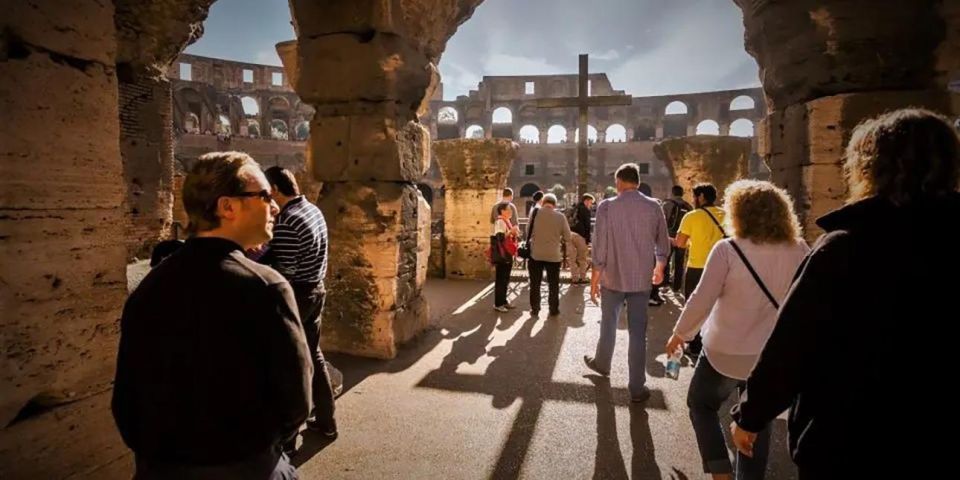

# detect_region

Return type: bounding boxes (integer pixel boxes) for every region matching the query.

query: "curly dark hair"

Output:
[844,108,960,205]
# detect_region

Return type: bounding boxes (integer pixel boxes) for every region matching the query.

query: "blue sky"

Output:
[186,0,760,100]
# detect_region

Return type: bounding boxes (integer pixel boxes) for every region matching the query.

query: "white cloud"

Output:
[592,49,620,61]
[255,49,282,66]
[439,61,482,100]
[482,53,563,75]
[606,3,760,96]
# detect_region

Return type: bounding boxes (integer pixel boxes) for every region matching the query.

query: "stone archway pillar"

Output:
[433,139,517,280]
[653,136,752,203]
[278,1,483,359]
[735,0,958,240]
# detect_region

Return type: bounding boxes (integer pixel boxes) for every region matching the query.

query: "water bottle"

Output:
[665,349,682,380]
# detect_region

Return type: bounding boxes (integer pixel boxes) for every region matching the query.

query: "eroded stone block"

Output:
[310,114,429,182]
[315,181,428,359]
[653,136,751,201]
[434,139,517,280]
[0,54,122,210]
[294,33,433,107]
[433,139,518,190]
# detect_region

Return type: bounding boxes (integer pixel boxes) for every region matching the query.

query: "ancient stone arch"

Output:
[2,2,958,477]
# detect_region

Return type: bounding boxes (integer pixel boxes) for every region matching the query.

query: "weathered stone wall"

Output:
[119,74,175,261]
[652,136,752,206]
[0,1,130,477]
[434,139,517,280]
[736,0,959,241]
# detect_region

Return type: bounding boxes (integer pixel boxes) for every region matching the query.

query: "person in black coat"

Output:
[731,108,960,478]
[113,152,312,479]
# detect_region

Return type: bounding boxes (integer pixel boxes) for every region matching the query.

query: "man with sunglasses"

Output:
[261,166,338,445]
[112,151,312,479]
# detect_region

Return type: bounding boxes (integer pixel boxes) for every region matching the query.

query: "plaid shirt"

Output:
[592,190,670,292]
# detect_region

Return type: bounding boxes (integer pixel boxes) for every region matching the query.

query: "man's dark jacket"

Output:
[736,192,960,475]
[570,202,593,243]
[112,237,312,466]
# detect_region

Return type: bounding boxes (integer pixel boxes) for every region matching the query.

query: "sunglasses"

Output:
[231,190,273,202]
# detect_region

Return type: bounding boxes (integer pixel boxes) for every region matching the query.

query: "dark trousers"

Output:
[494,262,512,307]
[687,356,770,479]
[683,267,705,355]
[134,448,297,480]
[669,247,687,291]
[528,259,561,313]
[291,282,336,429]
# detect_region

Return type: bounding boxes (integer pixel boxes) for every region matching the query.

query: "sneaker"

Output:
[583,355,610,376]
[307,418,338,439]
[505,303,517,310]
[630,386,652,403]
[494,305,509,313]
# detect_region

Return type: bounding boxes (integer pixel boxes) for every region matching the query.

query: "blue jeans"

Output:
[687,355,770,479]
[594,287,649,397]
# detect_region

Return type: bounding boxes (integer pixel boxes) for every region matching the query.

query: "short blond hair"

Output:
[723,180,802,244]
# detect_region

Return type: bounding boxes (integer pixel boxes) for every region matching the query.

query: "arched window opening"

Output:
[665,101,688,115]
[518,125,540,144]
[492,107,513,124]
[605,124,627,143]
[696,120,720,136]
[465,125,484,139]
[547,125,567,144]
[729,95,756,111]
[729,118,755,137]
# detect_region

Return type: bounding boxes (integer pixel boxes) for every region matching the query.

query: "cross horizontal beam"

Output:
[417,371,667,410]
[536,95,634,109]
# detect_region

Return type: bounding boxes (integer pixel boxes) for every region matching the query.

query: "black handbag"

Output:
[489,233,511,265]
[517,207,540,260]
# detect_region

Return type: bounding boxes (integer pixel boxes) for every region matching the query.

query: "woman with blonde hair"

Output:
[730,108,960,478]
[666,180,809,480]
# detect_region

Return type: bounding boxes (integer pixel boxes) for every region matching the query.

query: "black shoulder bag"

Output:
[517,207,539,260]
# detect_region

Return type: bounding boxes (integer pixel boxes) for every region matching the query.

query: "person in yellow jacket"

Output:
[673,183,726,358]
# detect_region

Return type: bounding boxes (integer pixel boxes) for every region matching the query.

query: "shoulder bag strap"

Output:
[728,240,780,310]
[525,207,540,243]
[700,207,728,239]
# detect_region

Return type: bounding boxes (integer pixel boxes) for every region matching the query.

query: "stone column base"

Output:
[316,181,430,359]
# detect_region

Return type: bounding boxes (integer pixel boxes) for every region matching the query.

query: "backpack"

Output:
[664,199,691,236]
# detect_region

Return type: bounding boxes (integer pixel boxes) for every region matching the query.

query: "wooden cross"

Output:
[536,54,633,197]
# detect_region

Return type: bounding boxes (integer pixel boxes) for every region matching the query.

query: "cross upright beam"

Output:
[536,54,633,198]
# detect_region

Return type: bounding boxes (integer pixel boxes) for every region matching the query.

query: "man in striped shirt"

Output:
[263,167,337,442]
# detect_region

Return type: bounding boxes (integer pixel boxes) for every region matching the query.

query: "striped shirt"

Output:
[268,196,328,286]
[593,190,670,292]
